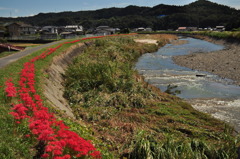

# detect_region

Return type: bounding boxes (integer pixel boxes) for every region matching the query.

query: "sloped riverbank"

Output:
[43,42,93,118]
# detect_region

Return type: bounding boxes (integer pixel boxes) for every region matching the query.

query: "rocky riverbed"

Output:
[173,37,240,86]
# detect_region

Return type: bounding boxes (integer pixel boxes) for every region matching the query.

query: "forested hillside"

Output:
[1,0,240,30]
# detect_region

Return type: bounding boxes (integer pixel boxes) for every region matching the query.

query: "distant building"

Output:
[5,22,36,37]
[5,23,21,37]
[136,27,146,32]
[215,26,225,32]
[64,25,83,33]
[177,27,197,31]
[177,27,187,31]
[20,23,36,35]
[145,28,153,32]
[41,26,58,34]
[187,27,197,31]
[95,26,116,36]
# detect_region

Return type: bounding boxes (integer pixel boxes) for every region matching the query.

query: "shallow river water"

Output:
[135,37,240,131]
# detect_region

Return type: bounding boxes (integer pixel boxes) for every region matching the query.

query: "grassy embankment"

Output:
[0,38,112,158]
[64,34,239,158]
[0,51,17,58]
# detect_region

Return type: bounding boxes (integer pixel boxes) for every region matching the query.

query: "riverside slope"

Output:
[43,42,92,118]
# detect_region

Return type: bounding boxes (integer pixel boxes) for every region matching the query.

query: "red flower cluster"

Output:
[5,78,17,97]
[4,34,136,158]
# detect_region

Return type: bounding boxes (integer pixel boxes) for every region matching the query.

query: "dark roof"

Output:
[5,22,32,27]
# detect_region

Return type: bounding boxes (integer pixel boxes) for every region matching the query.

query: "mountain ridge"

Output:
[0,0,240,30]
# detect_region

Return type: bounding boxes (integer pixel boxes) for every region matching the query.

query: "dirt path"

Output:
[173,38,240,85]
[0,40,68,68]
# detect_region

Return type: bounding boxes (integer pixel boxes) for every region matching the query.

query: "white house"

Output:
[41,26,58,34]
[215,26,225,32]
[65,25,83,33]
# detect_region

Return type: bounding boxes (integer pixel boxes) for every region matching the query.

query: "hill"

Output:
[0,0,240,30]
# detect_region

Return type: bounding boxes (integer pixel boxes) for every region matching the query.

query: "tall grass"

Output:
[64,38,160,109]
[129,131,239,159]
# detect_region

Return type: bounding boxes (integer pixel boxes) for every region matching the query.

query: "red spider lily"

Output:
[4,35,136,158]
[5,79,17,97]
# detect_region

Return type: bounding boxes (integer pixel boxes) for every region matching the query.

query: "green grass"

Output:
[0,38,114,158]
[0,51,18,58]
[129,131,239,159]
[64,37,159,109]
[64,36,240,158]
[196,31,240,39]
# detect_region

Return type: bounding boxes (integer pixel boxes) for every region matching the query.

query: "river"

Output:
[135,37,240,132]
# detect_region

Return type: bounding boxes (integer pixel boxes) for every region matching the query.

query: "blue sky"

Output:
[0,0,239,17]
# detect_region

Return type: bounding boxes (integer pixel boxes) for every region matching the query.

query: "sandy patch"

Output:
[134,39,158,45]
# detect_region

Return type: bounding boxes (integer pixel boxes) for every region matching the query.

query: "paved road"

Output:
[0,40,68,68]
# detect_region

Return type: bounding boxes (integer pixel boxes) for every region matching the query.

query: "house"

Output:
[145,28,153,32]
[187,27,197,31]
[136,27,146,32]
[41,26,58,34]
[5,22,36,37]
[6,23,21,37]
[177,27,197,31]
[215,26,225,32]
[64,25,83,33]
[177,27,187,31]
[95,26,116,36]
[60,32,77,39]
[20,23,36,35]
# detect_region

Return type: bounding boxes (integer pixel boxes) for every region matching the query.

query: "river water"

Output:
[135,37,240,132]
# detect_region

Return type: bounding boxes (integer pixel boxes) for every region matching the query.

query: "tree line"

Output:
[0,0,240,31]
